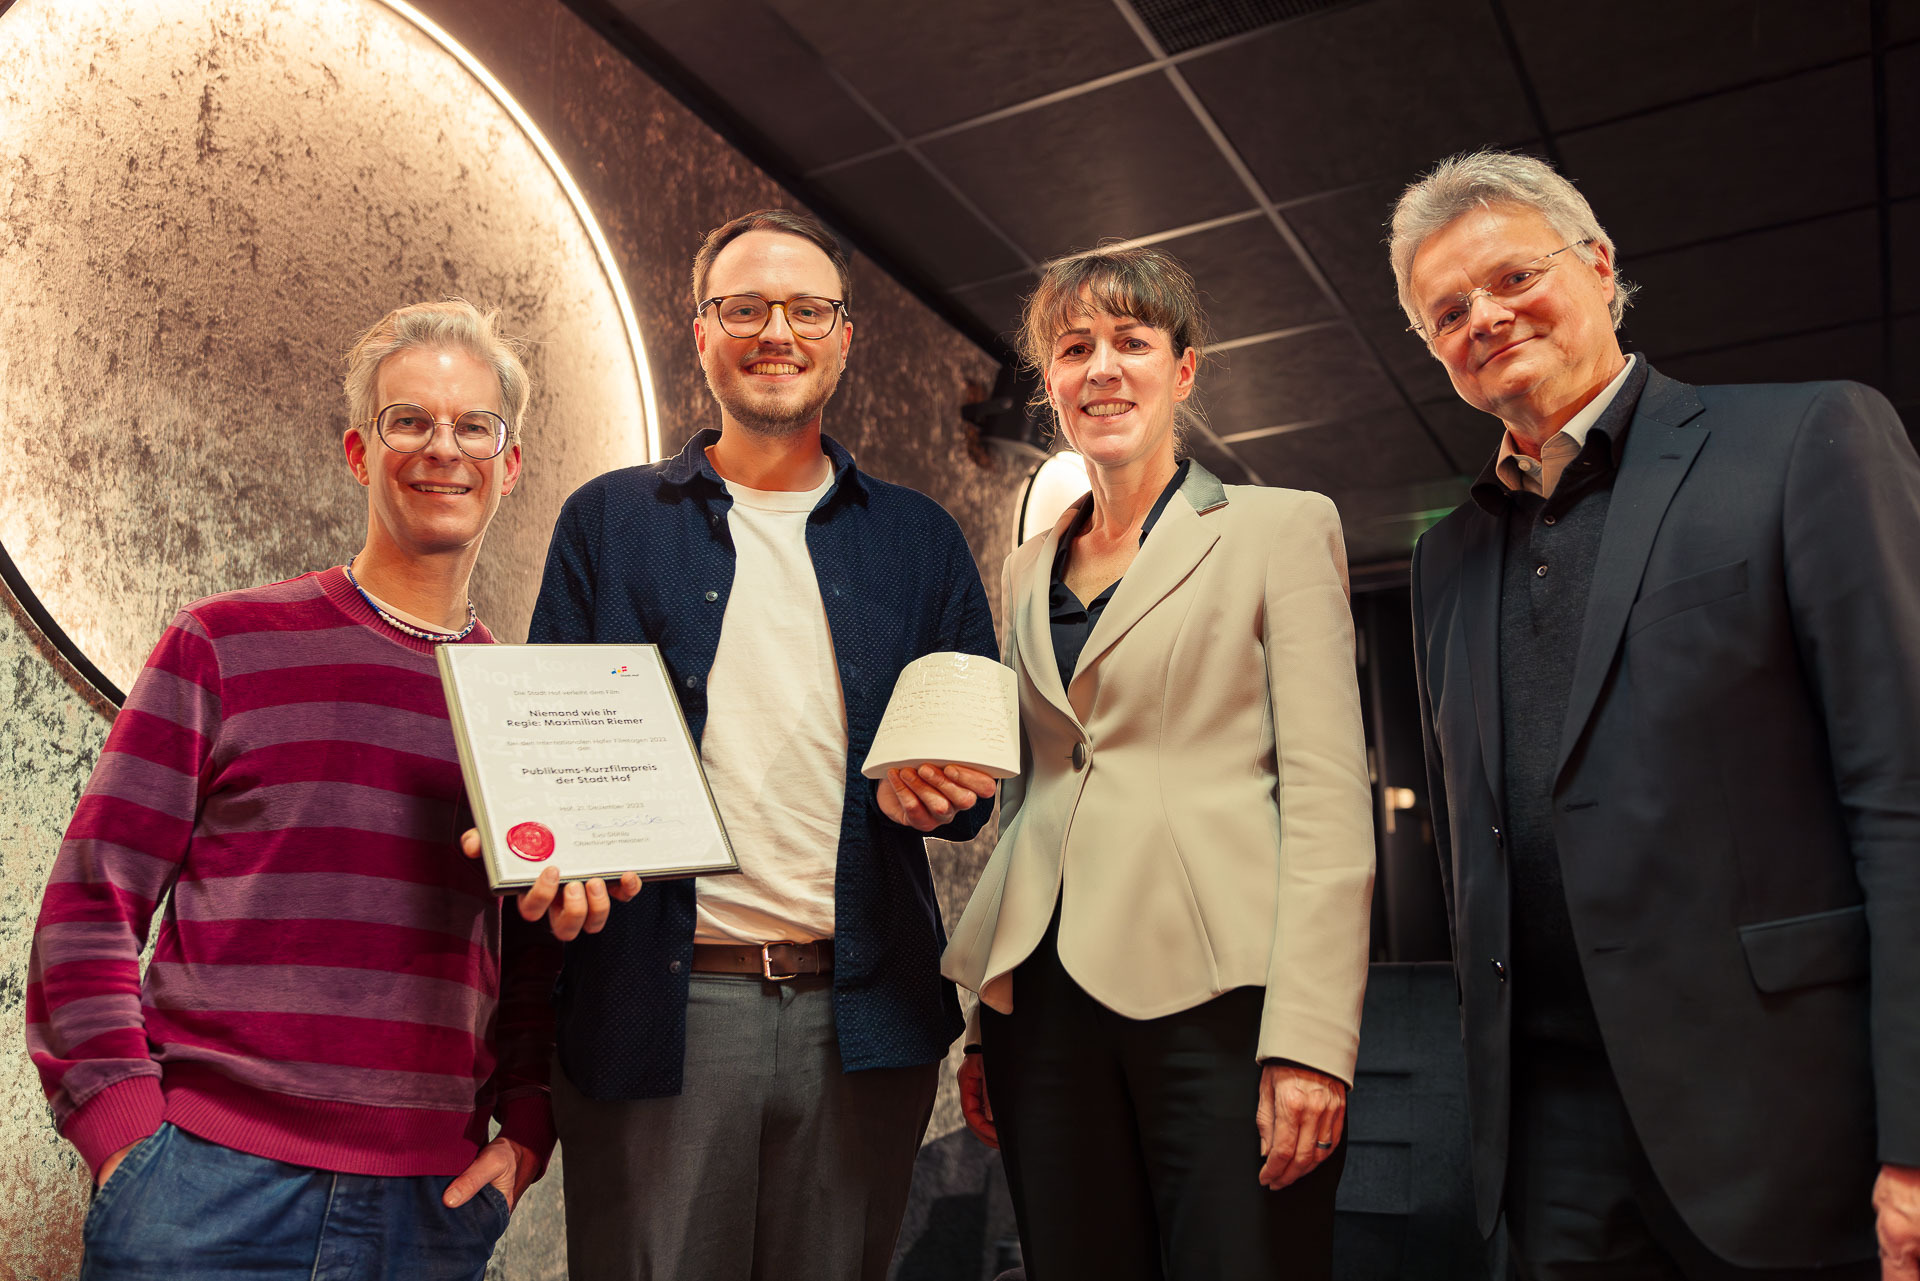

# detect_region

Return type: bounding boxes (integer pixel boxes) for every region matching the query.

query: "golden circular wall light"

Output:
[0,0,658,699]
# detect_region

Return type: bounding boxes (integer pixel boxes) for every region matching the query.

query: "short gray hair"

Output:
[343,299,532,440]
[1389,150,1636,336]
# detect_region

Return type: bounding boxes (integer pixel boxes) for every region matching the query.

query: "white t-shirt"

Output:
[693,472,847,945]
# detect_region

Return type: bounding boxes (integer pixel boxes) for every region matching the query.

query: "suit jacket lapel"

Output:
[1556,369,1708,780]
[1069,462,1226,698]
[1459,512,1507,817]
[1016,500,1084,728]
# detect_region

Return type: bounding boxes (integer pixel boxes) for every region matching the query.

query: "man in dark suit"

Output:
[1395,149,1920,1280]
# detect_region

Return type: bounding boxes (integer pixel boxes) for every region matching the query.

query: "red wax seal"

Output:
[506,821,555,862]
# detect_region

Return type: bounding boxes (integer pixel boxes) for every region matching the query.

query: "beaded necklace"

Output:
[342,559,479,643]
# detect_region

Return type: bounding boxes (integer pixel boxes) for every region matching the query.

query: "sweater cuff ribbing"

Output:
[66,1076,166,1176]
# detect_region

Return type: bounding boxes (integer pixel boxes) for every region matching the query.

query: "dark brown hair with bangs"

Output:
[1019,244,1211,448]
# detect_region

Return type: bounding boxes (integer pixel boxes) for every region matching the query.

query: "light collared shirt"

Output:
[1495,354,1638,497]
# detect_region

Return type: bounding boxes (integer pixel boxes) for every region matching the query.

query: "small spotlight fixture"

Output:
[961,363,1050,455]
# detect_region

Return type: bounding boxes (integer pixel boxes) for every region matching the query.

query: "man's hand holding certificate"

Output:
[440,645,739,928]
[459,830,640,940]
[864,652,1017,833]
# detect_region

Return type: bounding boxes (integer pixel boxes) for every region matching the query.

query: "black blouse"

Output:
[1047,460,1189,694]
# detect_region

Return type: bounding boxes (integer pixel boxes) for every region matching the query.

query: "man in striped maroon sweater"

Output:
[25,300,556,1280]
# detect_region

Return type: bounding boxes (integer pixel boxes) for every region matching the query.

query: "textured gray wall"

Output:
[0,0,651,690]
[0,0,1024,1275]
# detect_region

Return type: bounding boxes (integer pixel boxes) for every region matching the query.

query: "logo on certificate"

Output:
[506,821,556,862]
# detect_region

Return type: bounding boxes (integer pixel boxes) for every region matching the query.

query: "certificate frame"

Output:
[438,643,739,891]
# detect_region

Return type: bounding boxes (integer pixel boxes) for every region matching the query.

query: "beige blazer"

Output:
[942,462,1375,1083]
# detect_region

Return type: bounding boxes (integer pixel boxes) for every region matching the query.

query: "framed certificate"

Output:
[437,643,739,891]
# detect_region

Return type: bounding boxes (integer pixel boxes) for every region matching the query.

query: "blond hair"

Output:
[343,299,531,439]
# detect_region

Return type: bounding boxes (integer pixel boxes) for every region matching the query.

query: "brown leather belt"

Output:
[691,940,833,981]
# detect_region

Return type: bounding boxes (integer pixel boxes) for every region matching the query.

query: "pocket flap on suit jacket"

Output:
[1738,903,1868,993]
[1626,559,1748,636]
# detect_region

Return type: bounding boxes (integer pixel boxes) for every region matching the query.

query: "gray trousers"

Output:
[553,974,939,1281]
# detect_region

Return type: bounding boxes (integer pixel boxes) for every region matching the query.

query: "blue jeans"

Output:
[81,1123,508,1281]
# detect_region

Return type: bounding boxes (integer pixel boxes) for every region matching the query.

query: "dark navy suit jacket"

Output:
[1412,366,1920,1266]
[530,430,997,1099]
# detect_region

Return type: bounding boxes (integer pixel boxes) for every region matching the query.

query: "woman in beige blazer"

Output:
[942,246,1374,1279]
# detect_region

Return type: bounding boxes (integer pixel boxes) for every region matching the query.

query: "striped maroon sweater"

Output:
[25,567,557,1178]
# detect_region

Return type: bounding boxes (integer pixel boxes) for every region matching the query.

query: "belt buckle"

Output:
[761,941,803,982]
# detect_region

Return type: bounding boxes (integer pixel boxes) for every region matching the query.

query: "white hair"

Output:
[1389,149,1637,336]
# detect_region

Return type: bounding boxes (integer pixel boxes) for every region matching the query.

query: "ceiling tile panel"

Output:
[604,0,889,170]
[1283,180,1459,405]
[1892,44,1920,199]
[951,273,1039,347]
[1558,62,1876,254]
[1623,209,1880,357]
[1417,397,1501,475]
[1157,216,1336,342]
[1181,0,1533,204]
[1183,434,1255,486]
[1204,325,1404,439]
[1894,1,1920,42]
[1894,314,1920,405]
[919,74,1251,262]
[1894,199,1920,314]
[768,0,1148,138]
[1329,475,1475,527]
[1333,475,1475,565]
[1342,522,1419,568]
[1655,321,1887,392]
[1231,408,1451,495]
[1507,0,1870,132]
[810,151,1027,288]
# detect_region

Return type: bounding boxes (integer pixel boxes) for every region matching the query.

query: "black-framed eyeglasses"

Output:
[698,294,847,340]
[362,403,512,460]
[1409,240,1594,340]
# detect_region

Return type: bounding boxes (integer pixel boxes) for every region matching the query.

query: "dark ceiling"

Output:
[564,0,1920,566]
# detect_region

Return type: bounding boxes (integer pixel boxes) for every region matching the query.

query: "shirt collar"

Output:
[1473,353,1647,513]
[661,427,867,504]
[1492,353,1637,495]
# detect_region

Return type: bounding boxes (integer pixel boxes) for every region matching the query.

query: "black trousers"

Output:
[1508,1043,1876,1281]
[980,917,1343,1281]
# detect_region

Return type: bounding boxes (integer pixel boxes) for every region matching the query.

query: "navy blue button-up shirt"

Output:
[529,429,998,1099]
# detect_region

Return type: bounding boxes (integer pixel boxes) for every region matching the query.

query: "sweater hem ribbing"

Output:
[163,1072,484,1177]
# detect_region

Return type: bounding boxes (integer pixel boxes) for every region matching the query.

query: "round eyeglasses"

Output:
[363,403,511,460]
[1409,240,1593,340]
[698,294,847,340]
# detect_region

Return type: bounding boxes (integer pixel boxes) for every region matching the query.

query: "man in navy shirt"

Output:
[527,208,998,1281]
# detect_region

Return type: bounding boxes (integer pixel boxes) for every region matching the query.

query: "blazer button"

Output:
[1491,958,1507,982]
[669,960,683,974]
[704,590,718,602]
[1071,742,1088,771]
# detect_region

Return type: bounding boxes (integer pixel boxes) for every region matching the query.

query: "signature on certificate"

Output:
[573,815,667,832]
